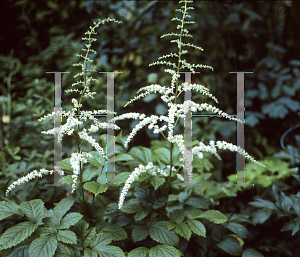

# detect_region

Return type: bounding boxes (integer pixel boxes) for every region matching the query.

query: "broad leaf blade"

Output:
[19,199,45,223]
[198,210,228,224]
[0,221,38,250]
[7,245,29,257]
[217,235,242,256]
[149,221,179,246]
[53,197,75,221]
[128,247,149,257]
[174,223,192,241]
[149,245,182,257]
[60,212,83,229]
[57,230,77,245]
[187,219,206,237]
[28,235,58,257]
[83,181,108,197]
[0,201,23,221]
[132,225,149,243]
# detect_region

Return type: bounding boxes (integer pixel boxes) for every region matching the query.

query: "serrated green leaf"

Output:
[149,221,179,246]
[169,209,184,224]
[171,143,183,166]
[154,148,170,164]
[185,197,209,209]
[84,151,106,167]
[57,230,77,244]
[121,203,142,214]
[225,222,249,239]
[132,225,149,243]
[128,246,149,257]
[42,216,60,229]
[198,210,228,224]
[28,235,58,257]
[90,233,112,249]
[94,245,125,257]
[0,201,23,221]
[82,167,98,182]
[19,199,45,224]
[128,146,152,166]
[53,197,75,221]
[187,208,203,220]
[242,248,265,257]
[174,223,192,241]
[187,219,206,237]
[115,172,131,185]
[230,214,255,226]
[149,245,181,257]
[252,209,273,224]
[83,181,108,197]
[0,221,38,249]
[72,220,96,248]
[55,241,81,256]
[178,191,190,203]
[60,212,83,229]
[40,226,57,237]
[135,209,149,221]
[167,220,176,230]
[61,158,73,171]
[150,176,165,190]
[115,153,134,161]
[168,194,179,202]
[97,173,107,184]
[7,245,29,257]
[114,215,131,227]
[101,225,127,241]
[217,235,242,256]
[83,248,98,257]
[60,175,73,185]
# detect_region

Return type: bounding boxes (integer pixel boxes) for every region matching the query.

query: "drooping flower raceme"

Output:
[70,152,92,193]
[6,17,123,196]
[6,169,54,196]
[112,68,266,208]
[118,162,156,209]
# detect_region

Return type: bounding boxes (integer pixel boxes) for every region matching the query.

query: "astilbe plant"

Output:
[0,1,267,257]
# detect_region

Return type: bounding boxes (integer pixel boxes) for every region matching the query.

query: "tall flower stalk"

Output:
[5,2,265,212]
[5,18,122,198]
[113,0,266,209]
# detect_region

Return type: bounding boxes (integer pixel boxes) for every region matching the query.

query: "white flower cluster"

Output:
[111,113,168,148]
[190,140,266,167]
[118,162,187,209]
[40,114,83,141]
[180,82,219,104]
[124,84,168,108]
[70,152,92,193]
[152,167,168,177]
[78,128,107,160]
[153,124,167,134]
[119,162,156,209]
[160,165,185,182]
[6,169,54,196]
[214,141,266,167]
[176,173,184,181]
